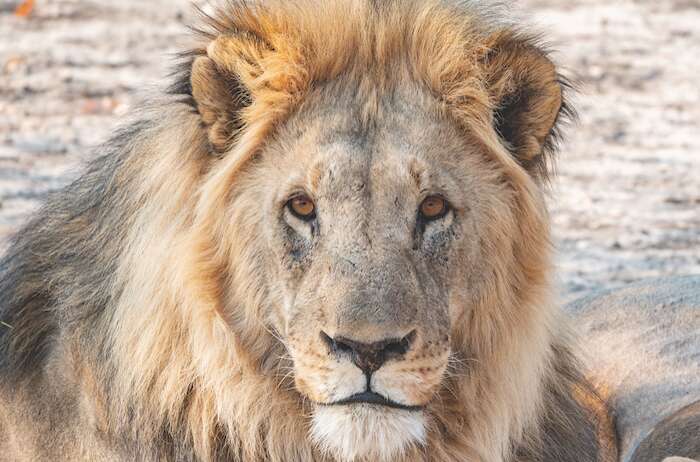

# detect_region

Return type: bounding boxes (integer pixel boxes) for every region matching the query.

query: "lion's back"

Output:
[567,276,700,462]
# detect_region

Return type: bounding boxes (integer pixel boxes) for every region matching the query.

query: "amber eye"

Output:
[419,195,449,221]
[287,194,316,220]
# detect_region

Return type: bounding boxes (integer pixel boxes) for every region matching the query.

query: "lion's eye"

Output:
[419,195,449,221]
[287,194,316,221]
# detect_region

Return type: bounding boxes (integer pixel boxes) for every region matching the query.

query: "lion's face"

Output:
[187,6,564,459]
[232,82,513,461]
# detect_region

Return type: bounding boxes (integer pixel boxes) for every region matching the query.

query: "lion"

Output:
[2,0,696,461]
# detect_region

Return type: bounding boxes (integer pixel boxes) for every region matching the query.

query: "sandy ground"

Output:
[1,0,699,298]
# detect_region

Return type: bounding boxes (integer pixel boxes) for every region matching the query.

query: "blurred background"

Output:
[1,0,698,298]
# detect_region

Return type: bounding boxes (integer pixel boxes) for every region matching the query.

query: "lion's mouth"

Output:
[324,391,424,411]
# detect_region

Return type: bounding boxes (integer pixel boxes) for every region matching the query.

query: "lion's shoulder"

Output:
[567,276,700,461]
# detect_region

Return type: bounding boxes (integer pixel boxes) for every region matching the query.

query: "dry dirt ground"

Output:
[1,0,699,298]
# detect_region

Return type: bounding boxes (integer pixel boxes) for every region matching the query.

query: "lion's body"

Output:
[0,1,696,461]
[566,276,700,462]
[0,82,603,462]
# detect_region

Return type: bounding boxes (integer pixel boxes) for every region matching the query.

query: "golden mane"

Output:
[115,2,574,460]
[184,0,569,158]
[0,1,597,461]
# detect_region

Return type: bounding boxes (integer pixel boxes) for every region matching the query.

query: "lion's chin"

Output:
[310,404,426,462]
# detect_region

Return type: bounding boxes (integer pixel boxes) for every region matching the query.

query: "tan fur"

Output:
[0,2,607,461]
[177,2,563,459]
[574,380,619,462]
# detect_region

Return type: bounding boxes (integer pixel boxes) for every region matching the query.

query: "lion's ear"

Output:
[482,32,568,178]
[191,35,269,153]
[191,55,250,153]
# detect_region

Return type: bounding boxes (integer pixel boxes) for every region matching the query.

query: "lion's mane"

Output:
[0,1,611,461]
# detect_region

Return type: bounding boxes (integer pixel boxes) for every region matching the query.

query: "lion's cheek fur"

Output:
[311,405,427,462]
[371,352,450,405]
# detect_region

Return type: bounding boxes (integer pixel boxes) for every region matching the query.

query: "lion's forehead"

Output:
[263,88,476,219]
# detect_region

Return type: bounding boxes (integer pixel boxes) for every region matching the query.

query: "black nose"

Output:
[320,330,416,374]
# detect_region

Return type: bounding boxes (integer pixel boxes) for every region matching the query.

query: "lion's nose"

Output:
[320,330,416,374]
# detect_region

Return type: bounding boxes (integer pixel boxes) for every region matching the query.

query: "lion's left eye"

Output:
[419,195,449,221]
[287,194,316,221]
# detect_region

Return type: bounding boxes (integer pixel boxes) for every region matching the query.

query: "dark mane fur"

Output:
[0,120,152,381]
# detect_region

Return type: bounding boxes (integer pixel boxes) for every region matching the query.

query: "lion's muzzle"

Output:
[287,249,452,416]
[318,330,423,409]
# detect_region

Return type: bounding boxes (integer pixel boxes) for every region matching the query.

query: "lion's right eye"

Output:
[287,195,316,221]
[419,195,449,221]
